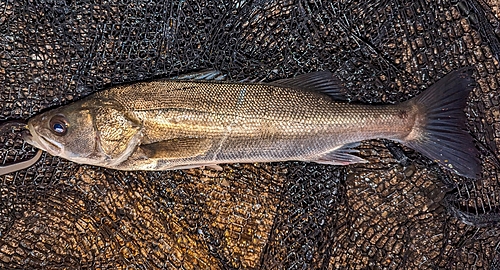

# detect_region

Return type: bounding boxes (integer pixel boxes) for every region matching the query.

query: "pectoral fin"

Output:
[308,143,367,165]
[139,137,212,159]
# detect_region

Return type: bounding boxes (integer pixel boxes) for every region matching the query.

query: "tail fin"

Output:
[403,67,481,178]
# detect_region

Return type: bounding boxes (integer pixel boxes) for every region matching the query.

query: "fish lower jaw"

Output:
[25,134,62,157]
[22,132,47,153]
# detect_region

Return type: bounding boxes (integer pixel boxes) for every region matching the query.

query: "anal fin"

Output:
[308,143,367,166]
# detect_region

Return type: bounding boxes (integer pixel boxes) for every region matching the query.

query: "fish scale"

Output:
[96,80,410,164]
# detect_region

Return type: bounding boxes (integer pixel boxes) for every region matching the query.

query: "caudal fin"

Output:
[403,67,481,178]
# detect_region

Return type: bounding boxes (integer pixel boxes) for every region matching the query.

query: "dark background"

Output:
[1,0,500,268]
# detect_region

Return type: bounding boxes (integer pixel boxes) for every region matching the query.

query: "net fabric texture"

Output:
[1,0,500,268]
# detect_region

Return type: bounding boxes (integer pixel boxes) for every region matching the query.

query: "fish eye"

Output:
[49,115,68,136]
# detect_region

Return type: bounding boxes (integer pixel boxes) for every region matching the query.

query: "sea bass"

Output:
[23,68,481,178]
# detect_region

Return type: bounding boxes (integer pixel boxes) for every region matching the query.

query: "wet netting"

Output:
[1,0,500,269]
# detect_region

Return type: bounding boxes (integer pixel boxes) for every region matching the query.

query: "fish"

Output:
[21,68,481,178]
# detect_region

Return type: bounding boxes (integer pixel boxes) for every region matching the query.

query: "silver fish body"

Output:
[23,69,481,178]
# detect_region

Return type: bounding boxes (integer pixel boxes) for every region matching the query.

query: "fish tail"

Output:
[402,67,481,178]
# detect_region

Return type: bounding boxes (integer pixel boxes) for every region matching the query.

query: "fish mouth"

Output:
[23,123,62,156]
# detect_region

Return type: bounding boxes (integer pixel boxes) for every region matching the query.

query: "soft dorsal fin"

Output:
[269,71,349,101]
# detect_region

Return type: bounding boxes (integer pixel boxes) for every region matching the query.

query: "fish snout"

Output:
[21,129,33,142]
[22,122,63,156]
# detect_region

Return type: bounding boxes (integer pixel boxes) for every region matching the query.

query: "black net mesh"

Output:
[1,0,500,268]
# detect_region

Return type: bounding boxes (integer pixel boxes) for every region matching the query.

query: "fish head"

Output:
[23,101,103,164]
[23,99,142,167]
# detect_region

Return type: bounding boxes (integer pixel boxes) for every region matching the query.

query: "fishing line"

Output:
[0,120,43,176]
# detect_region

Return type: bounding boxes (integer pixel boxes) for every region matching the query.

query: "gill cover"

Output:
[94,105,142,162]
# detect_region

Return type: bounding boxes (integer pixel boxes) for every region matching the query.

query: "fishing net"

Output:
[1,0,500,268]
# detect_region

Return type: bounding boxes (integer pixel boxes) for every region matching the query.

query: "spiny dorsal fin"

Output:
[270,71,349,101]
[169,69,226,81]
